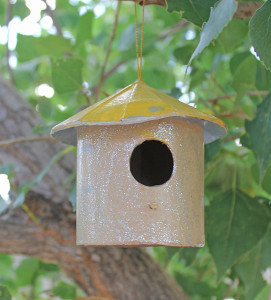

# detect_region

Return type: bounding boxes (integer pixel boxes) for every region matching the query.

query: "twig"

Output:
[217,112,247,119]
[41,0,63,37]
[6,0,15,85]
[209,73,227,94]
[104,59,129,79]
[118,0,166,6]
[94,2,121,99]
[22,203,46,231]
[81,89,91,106]
[0,135,56,148]
[90,59,128,95]
[223,133,243,142]
[158,20,189,41]
[206,90,269,104]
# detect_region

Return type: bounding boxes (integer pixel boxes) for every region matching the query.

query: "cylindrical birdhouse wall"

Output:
[76,117,204,246]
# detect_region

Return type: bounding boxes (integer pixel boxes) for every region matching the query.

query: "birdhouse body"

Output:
[76,118,204,246]
[51,80,226,247]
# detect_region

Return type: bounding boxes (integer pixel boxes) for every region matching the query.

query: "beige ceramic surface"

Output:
[76,118,204,246]
[51,80,227,145]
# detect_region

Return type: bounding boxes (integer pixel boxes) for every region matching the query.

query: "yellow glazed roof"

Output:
[51,80,227,145]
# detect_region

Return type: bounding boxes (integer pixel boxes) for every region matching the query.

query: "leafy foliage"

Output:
[188,0,237,66]
[166,0,218,27]
[241,93,271,181]
[206,190,271,280]
[51,57,83,94]
[0,285,11,300]
[0,0,271,299]
[249,0,271,71]
[235,226,271,300]
[0,255,83,300]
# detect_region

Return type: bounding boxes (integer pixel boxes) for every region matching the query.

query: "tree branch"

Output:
[234,2,264,19]
[0,135,56,148]
[41,0,63,37]
[206,90,269,104]
[158,20,189,41]
[94,2,121,99]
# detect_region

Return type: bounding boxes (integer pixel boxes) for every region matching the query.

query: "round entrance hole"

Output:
[130,140,174,186]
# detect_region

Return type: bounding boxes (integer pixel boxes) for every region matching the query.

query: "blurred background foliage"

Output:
[0,0,271,299]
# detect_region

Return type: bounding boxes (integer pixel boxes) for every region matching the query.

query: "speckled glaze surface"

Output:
[76,118,204,247]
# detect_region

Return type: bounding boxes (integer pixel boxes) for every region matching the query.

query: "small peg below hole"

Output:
[149,203,158,210]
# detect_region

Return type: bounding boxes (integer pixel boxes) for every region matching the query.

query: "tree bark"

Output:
[0,76,189,299]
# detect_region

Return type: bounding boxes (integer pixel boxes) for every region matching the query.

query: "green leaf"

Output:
[189,69,206,91]
[0,195,9,215]
[51,57,83,94]
[76,11,94,45]
[229,52,251,75]
[16,258,40,286]
[179,248,199,266]
[173,45,195,65]
[204,140,221,163]
[118,24,137,51]
[206,190,271,280]
[242,93,271,181]
[235,226,271,300]
[0,285,11,300]
[188,0,237,66]
[52,281,76,299]
[167,0,218,27]
[262,165,271,194]
[0,164,14,175]
[16,35,72,62]
[176,273,226,298]
[218,19,249,53]
[249,0,271,70]
[0,254,13,275]
[0,1,6,25]
[69,182,76,210]
[231,56,257,98]
[13,0,30,20]
[255,65,271,91]
[39,261,59,272]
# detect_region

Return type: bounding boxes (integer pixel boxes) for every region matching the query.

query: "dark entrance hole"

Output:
[130,140,174,186]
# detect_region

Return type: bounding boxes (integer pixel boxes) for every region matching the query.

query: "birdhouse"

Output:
[51,80,226,247]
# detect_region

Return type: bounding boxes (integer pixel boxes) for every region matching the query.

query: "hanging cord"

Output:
[134,0,146,80]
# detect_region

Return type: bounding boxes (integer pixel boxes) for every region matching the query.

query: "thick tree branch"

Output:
[0,75,189,299]
[0,192,188,300]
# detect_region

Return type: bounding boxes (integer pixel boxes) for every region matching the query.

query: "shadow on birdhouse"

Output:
[51,80,227,247]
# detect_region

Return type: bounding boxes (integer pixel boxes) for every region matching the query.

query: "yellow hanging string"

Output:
[134,0,146,80]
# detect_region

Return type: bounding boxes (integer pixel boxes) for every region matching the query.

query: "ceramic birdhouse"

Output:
[51,80,227,247]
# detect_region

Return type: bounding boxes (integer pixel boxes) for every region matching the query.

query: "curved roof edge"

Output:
[51,115,227,145]
[51,80,227,145]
